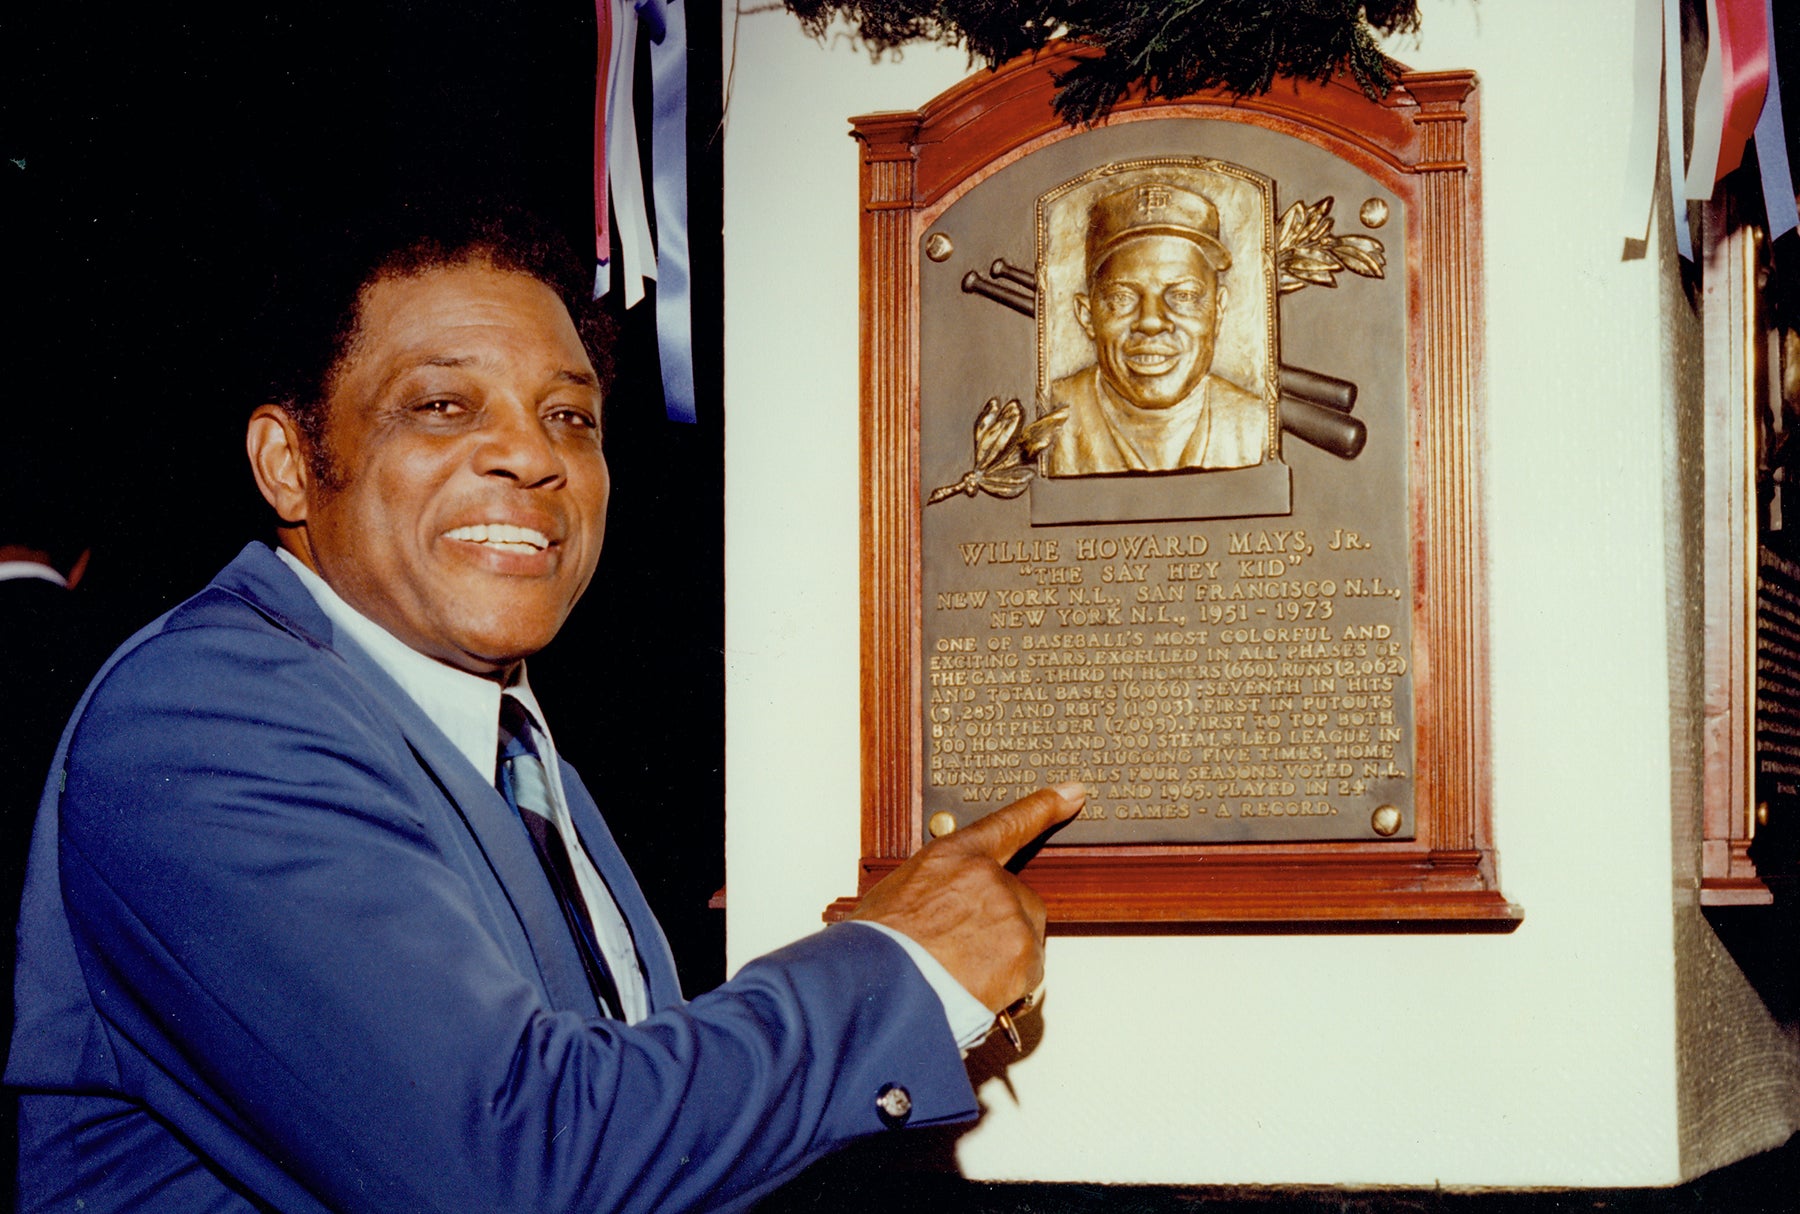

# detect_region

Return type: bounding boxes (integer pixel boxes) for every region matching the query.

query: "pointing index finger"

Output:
[945,783,1085,864]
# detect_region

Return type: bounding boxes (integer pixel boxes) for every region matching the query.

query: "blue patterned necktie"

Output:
[498,696,623,1019]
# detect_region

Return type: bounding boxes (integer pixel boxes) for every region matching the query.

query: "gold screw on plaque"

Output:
[1370,805,1402,837]
[925,232,955,262]
[1359,198,1389,228]
[928,811,958,838]
[1756,801,1770,828]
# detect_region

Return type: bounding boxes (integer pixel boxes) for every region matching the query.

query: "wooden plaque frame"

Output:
[828,47,1520,930]
[1698,196,1774,906]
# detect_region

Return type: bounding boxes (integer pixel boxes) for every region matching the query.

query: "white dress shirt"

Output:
[275,548,992,1047]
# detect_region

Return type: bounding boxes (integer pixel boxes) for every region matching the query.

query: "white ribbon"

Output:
[1621,0,1666,246]
[601,0,657,308]
[1685,0,1730,200]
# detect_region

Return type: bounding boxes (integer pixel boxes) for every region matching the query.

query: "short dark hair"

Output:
[259,204,614,474]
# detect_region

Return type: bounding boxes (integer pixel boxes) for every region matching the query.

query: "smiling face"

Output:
[252,261,608,678]
[1076,235,1226,411]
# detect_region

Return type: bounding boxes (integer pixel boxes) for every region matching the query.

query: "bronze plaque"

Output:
[835,49,1517,927]
[922,128,1411,845]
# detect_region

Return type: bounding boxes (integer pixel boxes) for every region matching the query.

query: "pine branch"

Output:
[782,1,1422,125]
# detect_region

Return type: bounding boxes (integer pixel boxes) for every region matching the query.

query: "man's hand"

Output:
[849,784,1084,1012]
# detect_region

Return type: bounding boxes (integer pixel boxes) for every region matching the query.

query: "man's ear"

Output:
[247,405,314,525]
[1074,293,1094,339]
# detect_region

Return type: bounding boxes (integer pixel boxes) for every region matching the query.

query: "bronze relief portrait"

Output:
[1037,160,1279,478]
[929,150,1386,524]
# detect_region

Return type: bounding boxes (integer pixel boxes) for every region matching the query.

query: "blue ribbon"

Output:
[1665,0,1693,259]
[1756,0,1798,239]
[645,0,695,423]
[636,0,667,42]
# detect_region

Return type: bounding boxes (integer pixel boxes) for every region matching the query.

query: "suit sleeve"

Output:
[55,621,977,1213]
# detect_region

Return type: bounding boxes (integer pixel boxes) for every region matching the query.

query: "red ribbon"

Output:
[1713,0,1770,180]
[593,1,613,265]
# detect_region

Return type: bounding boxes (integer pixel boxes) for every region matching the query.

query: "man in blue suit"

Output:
[5,210,1081,1211]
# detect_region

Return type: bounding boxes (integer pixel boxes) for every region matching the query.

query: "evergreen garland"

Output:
[783,1,1423,125]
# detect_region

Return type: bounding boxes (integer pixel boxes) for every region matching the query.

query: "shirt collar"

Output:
[275,548,552,785]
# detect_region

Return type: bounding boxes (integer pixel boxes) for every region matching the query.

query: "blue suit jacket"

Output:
[5,544,977,1212]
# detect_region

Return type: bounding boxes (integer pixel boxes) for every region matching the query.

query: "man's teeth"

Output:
[445,523,549,552]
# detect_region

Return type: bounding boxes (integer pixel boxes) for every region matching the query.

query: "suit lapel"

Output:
[213,545,603,1019]
[391,721,604,1019]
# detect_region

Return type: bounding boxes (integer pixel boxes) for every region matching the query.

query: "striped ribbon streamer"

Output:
[648,0,696,423]
[593,0,696,422]
[1628,0,1795,256]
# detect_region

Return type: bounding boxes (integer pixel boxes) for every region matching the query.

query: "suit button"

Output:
[874,1083,912,1128]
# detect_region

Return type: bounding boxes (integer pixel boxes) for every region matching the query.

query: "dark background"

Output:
[1,0,729,997]
[2,2,1795,1211]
